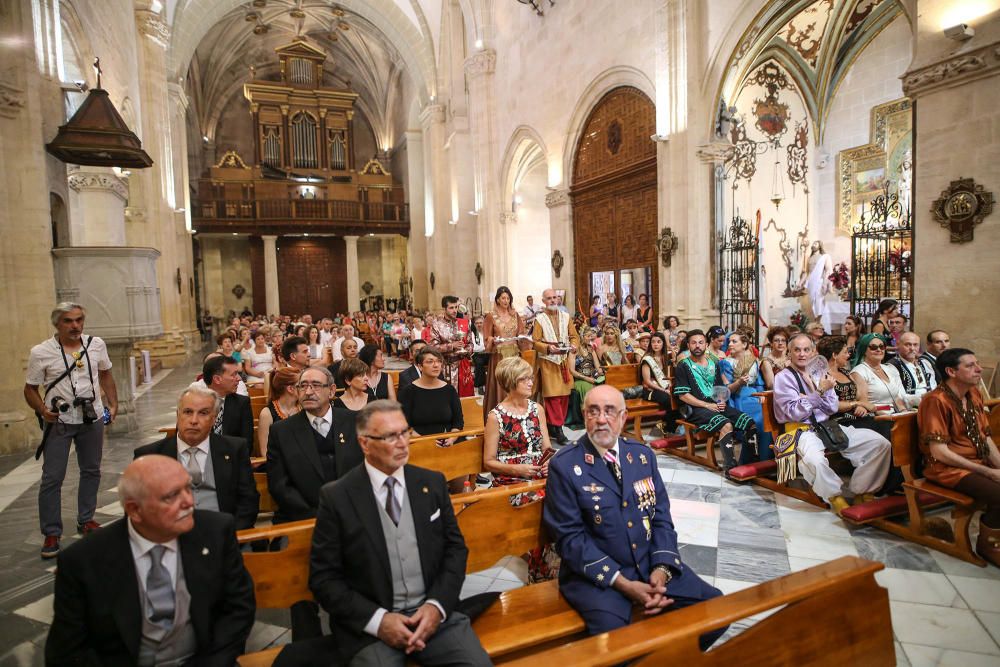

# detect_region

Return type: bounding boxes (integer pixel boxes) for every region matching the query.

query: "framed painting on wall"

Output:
[836,97,912,235]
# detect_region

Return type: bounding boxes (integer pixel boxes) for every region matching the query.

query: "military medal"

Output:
[573,465,583,476]
[584,483,605,493]
[584,453,594,465]
[626,452,634,464]
[640,453,648,465]
[594,514,602,524]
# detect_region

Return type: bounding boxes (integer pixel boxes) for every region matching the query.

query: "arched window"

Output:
[291,112,318,168]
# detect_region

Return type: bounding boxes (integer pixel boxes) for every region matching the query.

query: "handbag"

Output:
[791,369,849,453]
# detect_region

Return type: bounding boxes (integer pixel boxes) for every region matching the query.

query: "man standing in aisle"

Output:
[533,288,579,446]
[428,296,471,393]
[24,302,117,559]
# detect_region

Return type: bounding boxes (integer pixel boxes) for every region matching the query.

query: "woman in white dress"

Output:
[243,331,273,386]
[850,333,915,412]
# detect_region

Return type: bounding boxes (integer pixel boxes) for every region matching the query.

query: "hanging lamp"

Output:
[45,58,153,169]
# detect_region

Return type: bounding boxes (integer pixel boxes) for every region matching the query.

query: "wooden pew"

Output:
[502,556,892,667]
[408,435,485,484]
[662,392,720,471]
[604,364,664,441]
[253,472,277,514]
[461,395,486,432]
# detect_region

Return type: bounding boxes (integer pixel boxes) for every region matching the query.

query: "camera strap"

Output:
[48,335,95,401]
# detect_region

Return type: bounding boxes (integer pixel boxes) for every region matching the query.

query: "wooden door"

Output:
[276,237,346,317]
[571,87,658,317]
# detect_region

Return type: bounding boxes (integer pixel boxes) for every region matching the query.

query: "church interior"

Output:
[2,0,1000,664]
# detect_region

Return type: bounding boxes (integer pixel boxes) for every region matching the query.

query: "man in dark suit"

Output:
[396,339,426,393]
[203,354,253,448]
[544,385,724,649]
[134,383,258,530]
[46,455,255,666]
[266,367,363,523]
[309,400,490,666]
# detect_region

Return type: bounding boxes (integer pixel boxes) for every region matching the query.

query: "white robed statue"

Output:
[798,240,832,332]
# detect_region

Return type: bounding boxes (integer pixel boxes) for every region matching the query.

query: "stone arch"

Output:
[499,125,548,214]
[169,0,438,104]
[561,66,655,189]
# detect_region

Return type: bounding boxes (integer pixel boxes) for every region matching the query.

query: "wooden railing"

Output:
[194,198,409,225]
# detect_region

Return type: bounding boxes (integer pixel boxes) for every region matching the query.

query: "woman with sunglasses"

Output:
[849,333,912,413]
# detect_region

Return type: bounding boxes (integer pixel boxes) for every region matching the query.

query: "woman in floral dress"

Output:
[484,356,559,581]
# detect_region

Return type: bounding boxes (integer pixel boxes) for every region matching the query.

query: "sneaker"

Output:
[41,536,60,559]
[77,520,101,535]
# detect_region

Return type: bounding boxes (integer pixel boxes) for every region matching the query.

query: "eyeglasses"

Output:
[296,382,330,391]
[585,406,626,420]
[363,429,411,444]
[868,344,886,351]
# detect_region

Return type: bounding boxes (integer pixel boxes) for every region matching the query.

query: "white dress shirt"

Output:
[361,461,445,637]
[128,519,179,594]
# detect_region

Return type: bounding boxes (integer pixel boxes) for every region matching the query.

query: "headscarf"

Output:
[850,332,890,369]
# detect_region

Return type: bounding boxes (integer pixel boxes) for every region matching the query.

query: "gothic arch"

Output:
[499,125,548,216]
[561,66,655,189]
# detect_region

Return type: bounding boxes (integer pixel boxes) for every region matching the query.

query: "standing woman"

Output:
[621,294,637,330]
[470,315,489,396]
[761,326,790,389]
[720,332,770,462]
[663,315,683,355]
[358,344,396,401]
[869,299,899,336]
[636,294,654,332]
[306,326,330,367]
[589,296,603,328]
[482,286,527,420]
[606,293,621,330]
[244,331,274,386]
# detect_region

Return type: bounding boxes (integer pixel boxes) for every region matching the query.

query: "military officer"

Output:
[544,385,724,647]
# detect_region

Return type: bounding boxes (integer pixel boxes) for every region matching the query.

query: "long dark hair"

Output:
[648,332,669,366]
[493,286,514,311]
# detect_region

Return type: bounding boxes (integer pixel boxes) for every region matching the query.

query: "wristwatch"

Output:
[652,564,673,584]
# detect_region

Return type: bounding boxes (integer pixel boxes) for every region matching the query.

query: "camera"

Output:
[73,396,99,424]
[51,396,71,414]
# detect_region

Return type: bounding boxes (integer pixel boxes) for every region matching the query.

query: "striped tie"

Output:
[604,450,622,486]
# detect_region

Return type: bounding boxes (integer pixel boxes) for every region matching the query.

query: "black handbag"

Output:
[792,369,849,452]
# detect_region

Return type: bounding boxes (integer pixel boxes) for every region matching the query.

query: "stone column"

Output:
[262,235,280,315]
[420,104,447,303]
[404,129,428,309]
[344,235,360,312]
[66,169,129,246]
[464,48,505,298]
[545,189,574,300]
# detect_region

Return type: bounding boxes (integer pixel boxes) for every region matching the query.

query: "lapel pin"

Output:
[640,453,647,465]
[626,452,634,464]
[224,455,230,461]
[573,465,583,476]
[201,547,209,556]
[584,453,594,465]
[422,486,429,493]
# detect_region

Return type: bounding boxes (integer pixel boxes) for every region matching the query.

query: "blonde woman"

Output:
[599,325,629,366]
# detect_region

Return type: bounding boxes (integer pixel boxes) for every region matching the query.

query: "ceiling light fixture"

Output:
[943,23,975,41]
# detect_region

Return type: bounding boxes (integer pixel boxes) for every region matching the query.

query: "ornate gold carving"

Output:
[360,158,389,176]
[658,228,679,268]
[214,151,250,169]
[930,178,994,243]
[551,250,565,278]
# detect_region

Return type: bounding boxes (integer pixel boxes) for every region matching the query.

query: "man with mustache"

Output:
[46,455,255,666]
[543,385,724,646]
[532,288,580,446]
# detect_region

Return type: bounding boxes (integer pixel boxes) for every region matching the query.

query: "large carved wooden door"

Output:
[274,237,346,317]
[571,87,658,318]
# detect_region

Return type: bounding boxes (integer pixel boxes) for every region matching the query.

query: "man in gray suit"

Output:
[309,400,490,666]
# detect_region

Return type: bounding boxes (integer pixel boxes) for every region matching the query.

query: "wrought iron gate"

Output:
[850,185,913,323]
[718,213,760,342]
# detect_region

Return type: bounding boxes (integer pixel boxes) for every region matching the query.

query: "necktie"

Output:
[213,402,224,435]
[313,416,327,438]
[384,477,401,526]
[183,448,203,487]
[604,450,622,486]
[146,545,175,629]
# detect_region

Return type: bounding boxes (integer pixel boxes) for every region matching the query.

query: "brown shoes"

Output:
[976,522,1000,568]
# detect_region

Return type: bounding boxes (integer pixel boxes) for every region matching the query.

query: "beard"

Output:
[588,424,617,449]
[691,347,705,358]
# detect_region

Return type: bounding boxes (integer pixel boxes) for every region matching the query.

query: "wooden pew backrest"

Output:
[408,435,485,483]
[237,520,315,608]
[752,391,782,440]
[605,364,640,389]
[503,556,892,667]
[461,395,485,431]
[253,472,277,513]
[452,480,547,572]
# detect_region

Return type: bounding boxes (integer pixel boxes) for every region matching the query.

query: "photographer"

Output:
[23,303,117,559]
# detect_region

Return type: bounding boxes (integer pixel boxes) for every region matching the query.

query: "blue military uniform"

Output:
[544,435,723,639]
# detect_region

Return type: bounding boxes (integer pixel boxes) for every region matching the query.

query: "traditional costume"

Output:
[428,316,473,397]
[532,309,579,443]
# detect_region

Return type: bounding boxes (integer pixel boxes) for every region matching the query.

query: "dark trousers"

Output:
[472,352,490,389]
[955,473,1000,527]
[39,421,104,536]
[645,388,678,433]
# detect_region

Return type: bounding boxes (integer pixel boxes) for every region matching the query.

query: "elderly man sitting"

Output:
[772,333,892,515]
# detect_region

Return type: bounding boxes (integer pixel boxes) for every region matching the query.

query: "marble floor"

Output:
[2,352,999,666]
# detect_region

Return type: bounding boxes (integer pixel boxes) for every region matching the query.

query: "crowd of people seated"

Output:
[42,289,1000,665]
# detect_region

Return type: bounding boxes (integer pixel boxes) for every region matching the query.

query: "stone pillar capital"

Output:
[695,141,735,164]
[68,170,129,203]
[135,9,170,48]
[545,189,570,209]
[419,104,445,129]
[464,49,497,79]
[167,82,189,112]
[902,44,1000,98]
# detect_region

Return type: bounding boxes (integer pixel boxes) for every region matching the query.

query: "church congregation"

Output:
[3,1,1000,665]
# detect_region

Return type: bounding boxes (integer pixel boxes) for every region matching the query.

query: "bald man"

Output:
[543,386,724,647]
[47,455,255,666]
[889,331,937,407]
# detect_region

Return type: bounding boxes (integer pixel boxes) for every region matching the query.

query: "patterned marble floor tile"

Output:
[0,611,49,653]
[669,498,721,521]
[777,505,850,538]
[948,575,1000,613]
[675,517,719,548]
[678,543,717,578]
[663,481,720,504]
[852,529,942,573]
[928,549,1000,581]
[657,468,675,484]
[902,643,1000,667]
[244,621,290,653]
[787,556,827,572]
[715,547,789,584]
[670,469,724,488]
[0,640,45,667]
[486,578,524,593]
[784,532,859,560]
[874,569,966,608]
[717,525,787,554]
[976,611,1000,646]
[719,497,780,531]
[891,602,999,654]
[460,573,492,599]
[895,640,911,667]
[12,594,53,625]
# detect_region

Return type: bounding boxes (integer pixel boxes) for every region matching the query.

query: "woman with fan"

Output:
[720,332,772,462]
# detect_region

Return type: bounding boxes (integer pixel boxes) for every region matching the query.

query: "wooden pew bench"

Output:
[407,435,485,484]
[652,392,721,471]
[604,364,663,441]
[236,480,590,665]
[502,556,892,667]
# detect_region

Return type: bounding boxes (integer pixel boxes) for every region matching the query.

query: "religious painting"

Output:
[836,97,912,234]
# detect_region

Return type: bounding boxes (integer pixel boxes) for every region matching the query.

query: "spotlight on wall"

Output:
[475,39,484,49]
[203,135,210,142]
[943,23,975,41]
[468,210,479,216]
